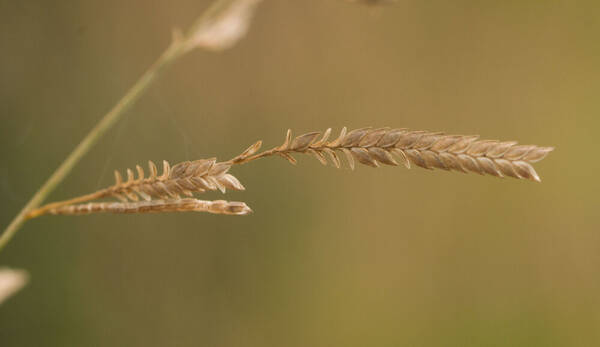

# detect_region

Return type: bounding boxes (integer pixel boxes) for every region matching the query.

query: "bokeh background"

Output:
[1,0,599,346]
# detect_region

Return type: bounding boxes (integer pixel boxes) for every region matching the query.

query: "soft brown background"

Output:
[1,1,599,346]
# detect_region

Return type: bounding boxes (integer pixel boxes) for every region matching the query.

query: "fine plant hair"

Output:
[26,127,554,219]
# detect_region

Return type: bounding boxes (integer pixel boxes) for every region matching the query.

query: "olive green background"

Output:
[1,1,599,346]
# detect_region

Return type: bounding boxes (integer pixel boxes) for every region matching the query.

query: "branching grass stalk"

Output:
[0,43,182,252]
[24,127,554,220]
[0,0,260,252]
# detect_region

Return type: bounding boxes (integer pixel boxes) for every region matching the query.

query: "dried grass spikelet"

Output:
[25,156,249,219]
[233,127,554,182]
[185,0,263,52]
[107,158,244,202]
[48,199,252,216]
[0,268,28,305]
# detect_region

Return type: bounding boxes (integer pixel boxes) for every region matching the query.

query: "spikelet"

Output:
[236,127,554,182]
[0,268,28,305]
[107,158,245,202]
[48,199,252,216]
[185,0,263,52]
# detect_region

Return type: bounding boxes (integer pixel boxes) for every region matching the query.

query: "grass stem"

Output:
[0,29,186,252]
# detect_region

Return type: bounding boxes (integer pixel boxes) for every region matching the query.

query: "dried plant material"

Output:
[0,268,28,305]
[25,157,245,219]
[107,158,244,202]
[232,127,554,182]
[48,199,252,216]
[185,0,263,52]
[0,0,269,252]
[26,126,553,221]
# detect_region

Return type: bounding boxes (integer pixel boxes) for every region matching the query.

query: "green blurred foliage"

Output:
[1,0,599,346]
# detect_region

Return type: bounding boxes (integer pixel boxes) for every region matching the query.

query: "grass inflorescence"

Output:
[26,127,553,219]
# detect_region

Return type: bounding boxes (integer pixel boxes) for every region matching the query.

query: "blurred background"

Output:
[1,0,599,346]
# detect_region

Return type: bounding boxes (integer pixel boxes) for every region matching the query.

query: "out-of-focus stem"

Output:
[0,42,183,252]
[0,0,240,252]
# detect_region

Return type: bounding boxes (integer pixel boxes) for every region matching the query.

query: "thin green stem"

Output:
[0,39,185,252]
[0,0,252,252]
